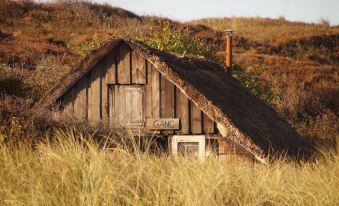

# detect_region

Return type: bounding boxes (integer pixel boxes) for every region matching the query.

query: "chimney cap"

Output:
[224,29,235,36]
[224,29,235,32]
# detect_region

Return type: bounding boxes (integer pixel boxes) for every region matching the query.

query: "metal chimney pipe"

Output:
[225,29,234,74]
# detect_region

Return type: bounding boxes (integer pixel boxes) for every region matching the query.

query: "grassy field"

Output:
[0,130,338,206]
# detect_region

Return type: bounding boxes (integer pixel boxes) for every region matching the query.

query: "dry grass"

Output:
[232,52,338,139]
[0,130,338,206]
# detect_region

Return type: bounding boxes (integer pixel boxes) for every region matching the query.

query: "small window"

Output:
[171,135,205,159]
[178,142,199,156]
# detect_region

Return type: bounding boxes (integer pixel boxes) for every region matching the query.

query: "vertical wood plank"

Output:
[88,67,101,125]
[73,77,87,120]
[203,112,215,134]
[161,76,175,134]
[145,61,152,119]
[113,86,124,127]
[160,76,174,118]
[127,86,144,126]
[108,86,115,127]
[105,50,116,84]
[101,71,108,126]
[151,64,160,118]
[101,51,116,125]
[117,43,131,84]
[116,86,127,127]
[176,89,190,134]
[62,88,74,117]
[131,51,146,84]
[119,86,129,127]
[191,101,202,134]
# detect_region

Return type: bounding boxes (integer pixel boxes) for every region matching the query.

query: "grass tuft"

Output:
[0,130,338,205]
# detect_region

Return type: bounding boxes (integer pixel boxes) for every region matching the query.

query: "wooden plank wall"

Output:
[175,87,189,133]
[117,43,131,84]
[73,76,87,120]
[60,42,217,134]
[145,62,160,119]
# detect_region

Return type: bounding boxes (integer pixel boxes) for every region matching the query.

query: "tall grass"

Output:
[0,130,338,206]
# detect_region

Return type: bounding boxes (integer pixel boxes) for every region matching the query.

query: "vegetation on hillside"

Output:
[190,17,339,45]
[0,130,338,206]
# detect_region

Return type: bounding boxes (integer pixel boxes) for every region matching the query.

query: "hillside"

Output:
[191,18,339,141]
[0,1,338,144]
[190,17,339,45]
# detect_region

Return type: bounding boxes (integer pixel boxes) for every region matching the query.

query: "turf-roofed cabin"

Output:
[37,38,309,163]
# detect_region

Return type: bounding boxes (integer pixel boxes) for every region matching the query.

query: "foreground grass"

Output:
[0,130,338,206]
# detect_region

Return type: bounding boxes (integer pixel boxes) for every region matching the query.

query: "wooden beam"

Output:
[73,77,87,120]
[108,86,115,127]
[105,50,117,84]
[62,88,74,117]
[117,43,131,84]
[151,64,160,118]
[101,51,117,126]
[191,101,202,134]
[145,61,152,119]
[160,76,175,118]
[131,51,146,84]
[88,67,101,125]
[176,89,190,134]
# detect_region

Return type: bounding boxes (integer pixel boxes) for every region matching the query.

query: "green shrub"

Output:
[232,65,272,102]
[140,22,216,59]
[67,33,101,56]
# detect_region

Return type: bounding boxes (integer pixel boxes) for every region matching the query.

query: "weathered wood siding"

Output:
[73,76,87,120]
[59,42,217,134]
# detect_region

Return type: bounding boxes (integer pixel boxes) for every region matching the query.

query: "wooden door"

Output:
[109,85,145,128]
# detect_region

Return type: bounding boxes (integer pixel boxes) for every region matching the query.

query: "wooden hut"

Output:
[35,38,310,162]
